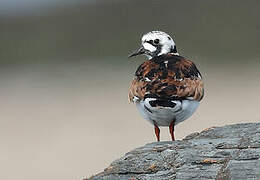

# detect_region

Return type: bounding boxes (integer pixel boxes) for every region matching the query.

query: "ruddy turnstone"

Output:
[128,31,204,141]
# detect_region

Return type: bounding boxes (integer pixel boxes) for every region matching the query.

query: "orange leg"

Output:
[154,124,160,142]
[169,120,175,141]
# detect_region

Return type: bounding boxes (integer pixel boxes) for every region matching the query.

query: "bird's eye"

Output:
[153,39,160,44]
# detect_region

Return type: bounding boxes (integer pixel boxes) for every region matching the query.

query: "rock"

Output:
[86,123,260,180]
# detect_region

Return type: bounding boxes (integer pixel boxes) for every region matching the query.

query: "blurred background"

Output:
[0,0,260,179]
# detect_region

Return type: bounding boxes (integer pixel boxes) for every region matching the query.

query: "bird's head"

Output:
[129,31,178,59]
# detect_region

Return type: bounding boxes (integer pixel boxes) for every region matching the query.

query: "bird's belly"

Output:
[136,100,199,126]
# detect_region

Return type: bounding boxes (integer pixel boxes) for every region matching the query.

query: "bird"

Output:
[128,31,204,142]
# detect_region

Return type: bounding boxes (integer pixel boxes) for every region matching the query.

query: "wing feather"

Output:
[129,55,204,102]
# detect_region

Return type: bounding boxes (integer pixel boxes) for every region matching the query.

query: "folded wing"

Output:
[129,55,204,102]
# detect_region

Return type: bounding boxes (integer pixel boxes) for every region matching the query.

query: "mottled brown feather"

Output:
[129,54,204,102]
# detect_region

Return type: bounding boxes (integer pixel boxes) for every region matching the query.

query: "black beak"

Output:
[128,46,145,58]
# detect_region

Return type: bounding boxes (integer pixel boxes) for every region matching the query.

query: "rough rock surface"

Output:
[86,123,260,180]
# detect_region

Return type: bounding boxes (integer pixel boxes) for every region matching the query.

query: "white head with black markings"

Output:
[129,31,179,59]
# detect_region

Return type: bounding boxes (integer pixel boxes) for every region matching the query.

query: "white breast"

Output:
[136,98,199,126]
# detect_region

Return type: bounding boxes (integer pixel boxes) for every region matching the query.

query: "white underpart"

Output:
[136,98,199,126]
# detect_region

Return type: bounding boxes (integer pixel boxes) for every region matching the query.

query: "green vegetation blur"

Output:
[0,0,259,65]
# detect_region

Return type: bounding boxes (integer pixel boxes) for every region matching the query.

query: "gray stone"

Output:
[85,123,260,180]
